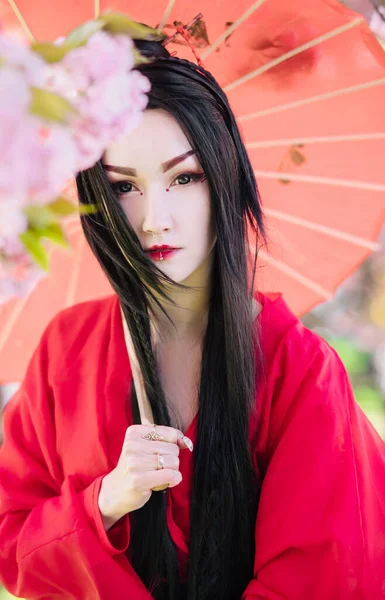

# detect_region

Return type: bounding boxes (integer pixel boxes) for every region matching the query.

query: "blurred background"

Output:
[302,221,385,438]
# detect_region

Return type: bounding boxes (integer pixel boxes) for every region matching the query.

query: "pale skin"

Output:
[98,109,261,529]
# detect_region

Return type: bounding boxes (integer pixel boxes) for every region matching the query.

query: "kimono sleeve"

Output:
[0,323,152,600]
[243,324,385,600]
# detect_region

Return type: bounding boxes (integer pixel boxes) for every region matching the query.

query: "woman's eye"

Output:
[174,173,193,186]
[173,172,206,186]
[112,181,135,195]
[111,172,206,196]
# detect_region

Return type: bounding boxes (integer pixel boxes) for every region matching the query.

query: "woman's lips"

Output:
[146,248,180,261]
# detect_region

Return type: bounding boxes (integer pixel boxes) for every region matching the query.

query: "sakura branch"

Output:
[0,14,161,304]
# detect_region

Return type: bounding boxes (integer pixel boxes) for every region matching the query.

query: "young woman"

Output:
[0,36,385,600]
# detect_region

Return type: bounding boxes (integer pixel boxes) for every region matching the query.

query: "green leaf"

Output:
[32,21,105,62]
[47,197,99,217]
[30,88,76,124]
[78,203,99,215]
[35,223,69,248]
[20,230,49,271]
[99,13,165,41]
[31,42,71,63]
[24,205,57,229]
[64,18,105,47]
[47,197,78,216]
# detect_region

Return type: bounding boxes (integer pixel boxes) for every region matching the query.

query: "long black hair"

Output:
[76,34,268,600]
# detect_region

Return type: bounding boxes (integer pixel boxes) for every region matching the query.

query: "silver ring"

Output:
[157,453,164,470]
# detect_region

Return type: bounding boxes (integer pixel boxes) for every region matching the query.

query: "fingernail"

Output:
[183,436,194,452]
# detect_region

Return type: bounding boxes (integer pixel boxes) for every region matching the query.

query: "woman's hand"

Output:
[98,424,193,529]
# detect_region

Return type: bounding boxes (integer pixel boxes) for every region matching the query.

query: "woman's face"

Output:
[103,108,216,284]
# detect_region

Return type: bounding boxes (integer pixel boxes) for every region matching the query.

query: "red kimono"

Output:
[1,291,385,599]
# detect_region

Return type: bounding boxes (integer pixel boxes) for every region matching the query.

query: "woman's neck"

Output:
[149,251,214,345]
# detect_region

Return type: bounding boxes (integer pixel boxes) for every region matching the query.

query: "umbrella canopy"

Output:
[0,0,385,383]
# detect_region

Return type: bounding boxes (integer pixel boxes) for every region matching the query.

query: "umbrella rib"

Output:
[0,295,30,360]
[246,133,385,148]
[224,18,363,93]
[253,247,334,300]
[264,208,382,251]
[200,0,267,60]
[157,0,178,34]
[238,78,385,121]
[7,0,35,41]
[254,170,385,192]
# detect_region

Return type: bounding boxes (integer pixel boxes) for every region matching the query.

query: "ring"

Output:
[156,453,164,470]
[142,430,164,441]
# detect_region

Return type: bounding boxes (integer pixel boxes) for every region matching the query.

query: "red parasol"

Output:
[0,0,385,382]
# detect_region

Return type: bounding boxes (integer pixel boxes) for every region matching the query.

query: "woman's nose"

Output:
[141,188,173,236]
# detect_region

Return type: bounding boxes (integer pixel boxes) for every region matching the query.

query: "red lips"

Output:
[145,244,179,252]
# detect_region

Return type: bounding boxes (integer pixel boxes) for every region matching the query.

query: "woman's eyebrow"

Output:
[103,149,196,177]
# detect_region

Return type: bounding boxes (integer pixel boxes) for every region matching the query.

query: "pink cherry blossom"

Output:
[0,67,31,120]
[26,120,78,204]
[0,115,77,206]
[0,26,152,303]
[0,253,45,304]
[65,54,150,168]
[63,31,134,83]
[44,30,151,170]
[0,199,28,256]
[0,34,46,86]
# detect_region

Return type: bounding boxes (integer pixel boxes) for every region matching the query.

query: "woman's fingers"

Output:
[125,424,194,453]
[127,439,180,456]
[178,435,194,452]
[128,452,180,471]
[127,424,180,443]
[99,425,187,519]
[139,468,183,491]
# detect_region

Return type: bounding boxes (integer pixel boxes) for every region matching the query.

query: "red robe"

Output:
[0,291,385,599]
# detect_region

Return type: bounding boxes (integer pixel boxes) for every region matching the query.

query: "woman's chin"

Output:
[154,252,213,286]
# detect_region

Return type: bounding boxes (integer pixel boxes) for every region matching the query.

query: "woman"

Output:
[0,35,385,600]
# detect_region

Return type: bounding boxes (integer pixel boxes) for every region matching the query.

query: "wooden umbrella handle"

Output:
[120,305,168,492]
[120,305,154,425]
